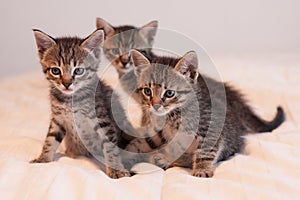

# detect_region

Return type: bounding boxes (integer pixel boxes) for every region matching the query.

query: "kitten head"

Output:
[131,49,199,116]
[96,18,158,76]
[33,29,104,95]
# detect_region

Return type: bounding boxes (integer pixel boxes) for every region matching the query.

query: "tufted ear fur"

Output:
[174,51,199,83]
[139,20,158,45]
[33,29,56,59]
[130,49,151,77]
[96,18,115,37]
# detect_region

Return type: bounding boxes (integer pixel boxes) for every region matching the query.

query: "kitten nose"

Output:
[120,55,130,66]
[153,104,161,111]
[63,81,72,89]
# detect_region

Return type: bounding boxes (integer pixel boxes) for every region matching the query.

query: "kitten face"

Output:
[102,29,135,73]
[131,49,199,116]
[96,18,158,76]
[43,63,89,94]
[139,65,194,116]
[33,29,104,95]
[141,83,178,115]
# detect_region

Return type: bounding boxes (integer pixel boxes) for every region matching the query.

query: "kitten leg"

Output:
[102,141,131,178]
[192,148,218,178]
[30,119,65,163]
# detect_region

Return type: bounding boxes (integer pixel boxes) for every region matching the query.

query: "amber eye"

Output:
[143,88,152,96]
[51,67,61,75]
[74,68,85,75]
[164,90,175,98]
[111,48,120,55]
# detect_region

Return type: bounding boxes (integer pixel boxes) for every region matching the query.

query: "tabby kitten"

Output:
[125,50,285,177]
[30,29,135,178]
[96,18,158,78]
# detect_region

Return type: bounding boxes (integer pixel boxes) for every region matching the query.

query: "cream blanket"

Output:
[0,54,299,199]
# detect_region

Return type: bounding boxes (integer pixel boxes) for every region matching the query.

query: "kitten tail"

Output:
[246,106,285,133]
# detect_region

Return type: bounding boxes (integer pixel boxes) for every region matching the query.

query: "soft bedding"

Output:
[0,53,299,199]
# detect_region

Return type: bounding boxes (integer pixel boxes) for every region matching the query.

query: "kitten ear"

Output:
[130,49,150,76]
[96,18,115,37]
[33,29,56,59]
[139,20,158,45]
[81,29,104,57]
[174,51,199,83]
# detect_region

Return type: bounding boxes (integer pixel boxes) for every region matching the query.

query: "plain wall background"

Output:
[0,0,299,78]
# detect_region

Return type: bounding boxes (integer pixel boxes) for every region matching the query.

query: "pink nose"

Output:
[63,81,72,89]
[120,55,130,66]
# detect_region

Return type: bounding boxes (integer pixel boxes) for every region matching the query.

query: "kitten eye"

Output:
[74,68,85,76]
[50,67,61,75]
[164,90,176,98]
[111,48,120,55]
[143,88,152,96]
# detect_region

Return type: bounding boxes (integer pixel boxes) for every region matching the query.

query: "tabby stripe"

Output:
[73,58,77,67]
[58,46,65,65]
[52,118,65,132]
[86,66,97,72]
[99,121,110,127]
[157,130,167,144]
[52,110,62,115]
[71,48,75,61]
[177,90,191,95]
[47,132,64,143]
[106,129,116,137]
[200,157,214,161]
[145,137,158,149]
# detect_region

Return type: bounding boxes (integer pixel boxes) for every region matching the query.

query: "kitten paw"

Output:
[106,168,131,179]
[30,157,51,163]
[192,168,214,178]
[150,153,169,169]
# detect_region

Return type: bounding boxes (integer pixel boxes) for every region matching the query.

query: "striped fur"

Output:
[125,50,285,178]
[30,29,135,178]
[96,18,158,78]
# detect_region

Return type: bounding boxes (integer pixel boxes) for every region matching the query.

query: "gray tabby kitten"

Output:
[96,18,158,78]
[125,50,285,177]
[30,29,135,178]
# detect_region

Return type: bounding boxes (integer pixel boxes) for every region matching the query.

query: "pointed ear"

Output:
[33,29,56,59]
[96,18,115,37]
[139,20,158,45]
[174,51,199,83]
[130,49,150,76]
[81,29,104,58]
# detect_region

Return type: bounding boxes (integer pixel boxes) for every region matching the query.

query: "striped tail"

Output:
[243,106,285,133]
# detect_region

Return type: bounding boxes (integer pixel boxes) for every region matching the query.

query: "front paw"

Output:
[150,153,169,170]
[30,156,51,163]
[106,168,131,179]
[192,167,214,178]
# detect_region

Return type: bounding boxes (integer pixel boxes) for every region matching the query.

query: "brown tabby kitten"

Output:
[125,50,285,177]
[96,18,158,78]
[30,29,135,178]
